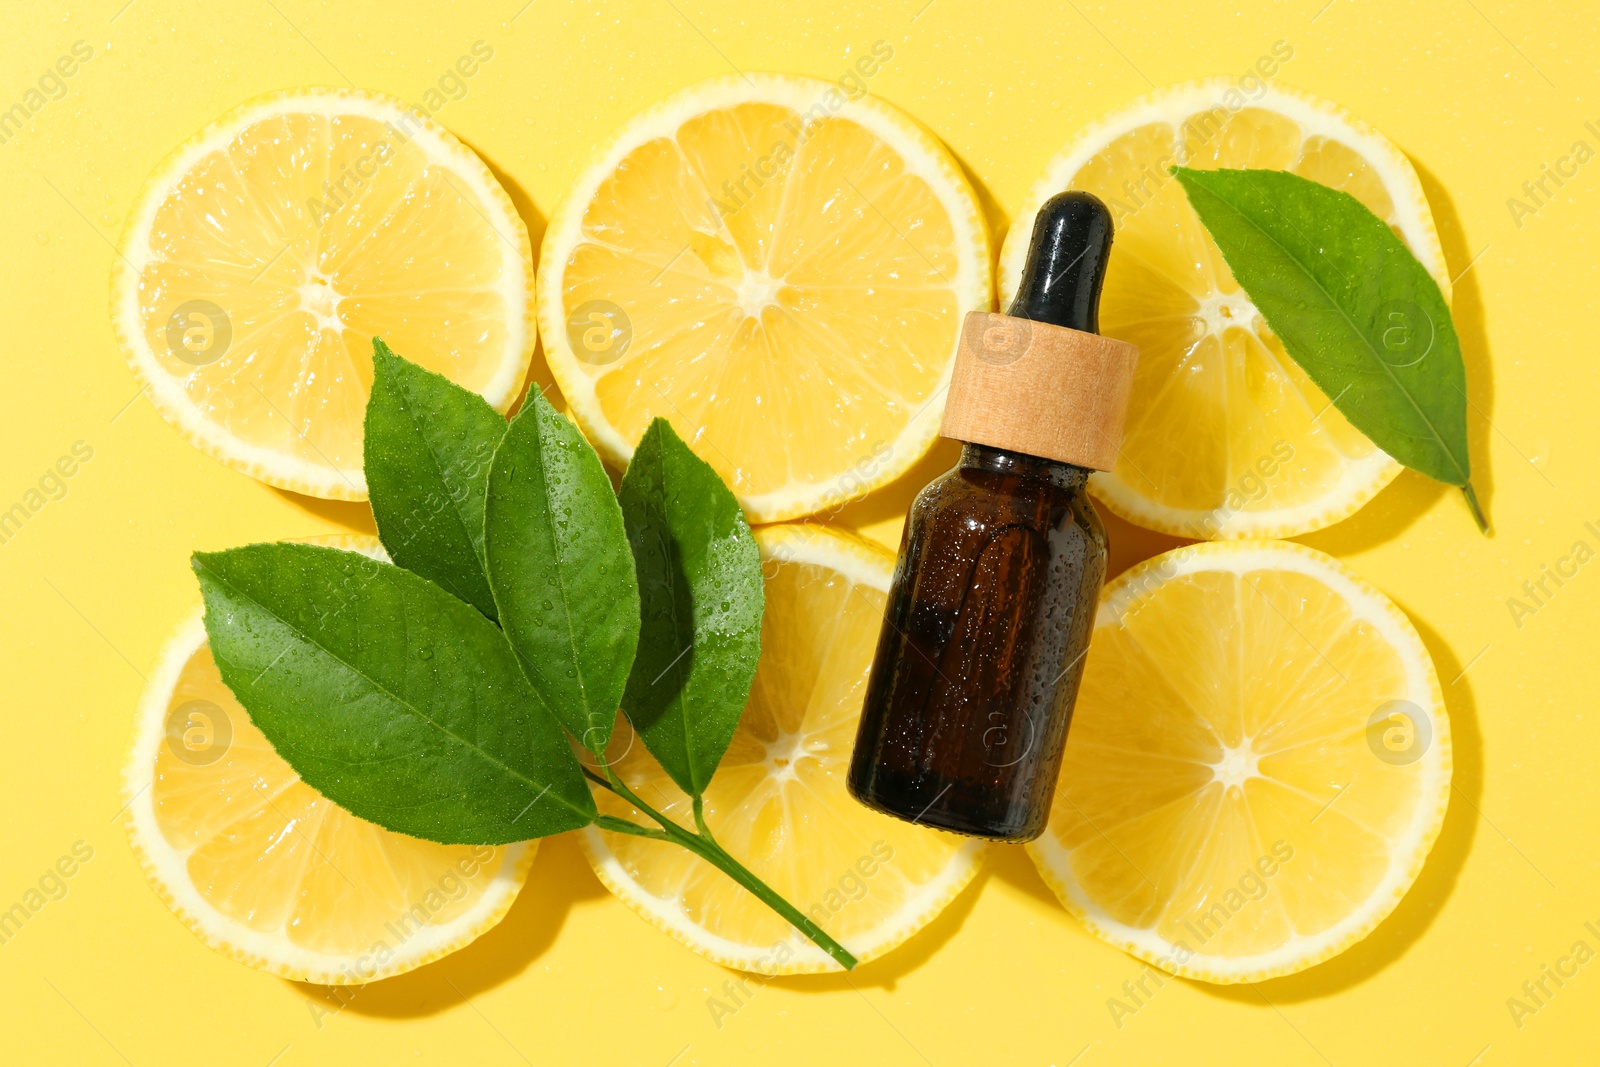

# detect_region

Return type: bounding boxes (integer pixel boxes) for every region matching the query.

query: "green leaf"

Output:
[364,339,507,619]
[620,418,763,797]
[193,543,595,845]
[484,391,640,753]
[1171,167,1486,531]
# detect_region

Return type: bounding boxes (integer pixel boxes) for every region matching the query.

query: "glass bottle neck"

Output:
[959,443,1092,490]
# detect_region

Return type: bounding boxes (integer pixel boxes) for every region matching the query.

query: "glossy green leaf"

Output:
[364,340,507,619]
[1172,166,1485,530]
[194,543,595,845]
[484,392,640,753]
[620,418,763,797]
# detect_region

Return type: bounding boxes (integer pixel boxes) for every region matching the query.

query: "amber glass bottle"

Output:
[847,191,1138,841]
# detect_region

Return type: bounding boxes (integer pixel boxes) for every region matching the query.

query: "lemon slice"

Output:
[123,538,534,984]
[1027,540,1449,983]
[111,88,534,500]
[1000,80,1448,539]
[538,74,991,523]
[579,524,985,973]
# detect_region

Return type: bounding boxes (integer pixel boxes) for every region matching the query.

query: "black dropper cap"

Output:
[1006,191,1114,334]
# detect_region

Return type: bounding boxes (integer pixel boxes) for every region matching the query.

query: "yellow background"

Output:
[3,0,1597,1063]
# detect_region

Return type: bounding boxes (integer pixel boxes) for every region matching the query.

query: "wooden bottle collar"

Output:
[940,310,1139,472]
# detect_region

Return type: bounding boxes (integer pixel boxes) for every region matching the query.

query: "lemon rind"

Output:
[1087,453,1405,541]
[577,828,984,975]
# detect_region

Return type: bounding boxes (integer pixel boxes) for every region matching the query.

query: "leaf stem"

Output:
[671,823,859,971]
[1461,483,1490,536]
[584,763,858,970]
[691,794,712,838]
[594,813,670,840]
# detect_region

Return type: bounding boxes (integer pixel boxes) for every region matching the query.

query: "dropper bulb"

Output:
[1007,190,1114,334]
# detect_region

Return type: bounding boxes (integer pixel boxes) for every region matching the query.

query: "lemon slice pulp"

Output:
[539,74,991,522]
[111,88,533,500]
[1027,540,1450,982]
